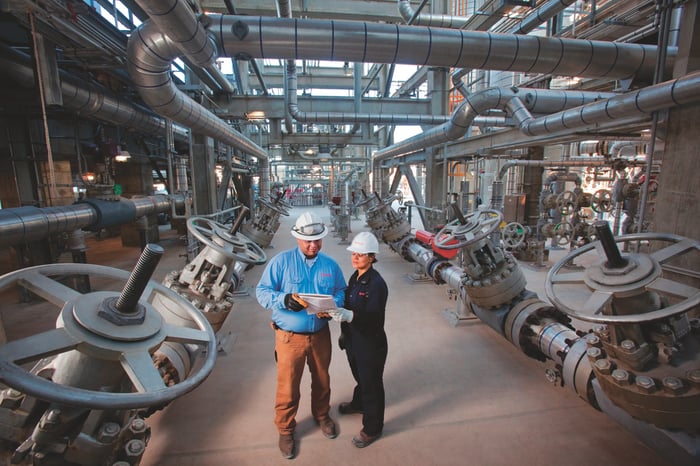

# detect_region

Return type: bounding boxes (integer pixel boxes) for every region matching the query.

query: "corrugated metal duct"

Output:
[126,15,267,160]
[216,15,670,82]
[132,0,235,95]
[284,59,508,128]
[375,70,700,160]
[511,71,700,136]
[277,0,456,128]
[451,0,578,98]
[374,87,617,160]
[0,43,166,136]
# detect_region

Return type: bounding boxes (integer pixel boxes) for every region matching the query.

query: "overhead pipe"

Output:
[275,0,449,131]
[511,71,700,136]
[577,140,651,157]
[397,0,499,29]
[368,0,428,100]
[133,0,234,95]
[0,43,168,138]
[378,70,700,161]
[286,61,450,126]
[217,16,669,82]
[497,158,609,181]
[273,1,296,134]
[126,13,266,159]
[450,0,576,98]
[0,194,185,248]
[375,87,615,160]
[505,0,578,35]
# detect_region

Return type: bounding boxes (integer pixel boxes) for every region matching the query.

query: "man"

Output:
[256,211,347,459]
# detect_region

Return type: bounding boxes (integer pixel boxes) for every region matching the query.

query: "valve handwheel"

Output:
[502,222,527,249]
[187,217,267,265]
[557,190,577,215]
[546,222,700,324]
[591,189,613,213]
[554,221,573,246]
[434,209,503,250]
[0,262,217,409]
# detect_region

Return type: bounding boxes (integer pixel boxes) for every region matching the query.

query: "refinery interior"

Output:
[0,0,698,465]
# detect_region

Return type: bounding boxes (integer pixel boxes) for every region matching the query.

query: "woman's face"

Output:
[350,252,372,272]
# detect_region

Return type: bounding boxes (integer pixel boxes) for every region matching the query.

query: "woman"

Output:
[329,231,389,448]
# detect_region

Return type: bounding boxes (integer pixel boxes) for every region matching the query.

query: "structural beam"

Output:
[211,95,436,121]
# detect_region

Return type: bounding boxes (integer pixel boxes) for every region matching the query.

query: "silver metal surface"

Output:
[127,18,267,159]
[0,263,217,409]
[546,233,700,324]
[218,16,666,80]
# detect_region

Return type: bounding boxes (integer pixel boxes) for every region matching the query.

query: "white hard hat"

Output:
[347,231,379,254]
[291,211,328,240]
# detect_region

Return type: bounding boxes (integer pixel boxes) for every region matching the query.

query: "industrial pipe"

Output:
[218,15,669,81]
[0,194,185,248]
[126,12,267,159]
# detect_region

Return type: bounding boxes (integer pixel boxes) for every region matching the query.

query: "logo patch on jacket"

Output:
[359,291,368,298]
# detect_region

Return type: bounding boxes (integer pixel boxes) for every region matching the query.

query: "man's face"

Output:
[297,238,322,258]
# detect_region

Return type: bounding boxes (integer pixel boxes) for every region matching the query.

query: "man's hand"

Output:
[284,293,307,312]
[328,308,354,322]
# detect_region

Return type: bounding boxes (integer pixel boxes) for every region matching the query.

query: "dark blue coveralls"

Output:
[340,266,389,437]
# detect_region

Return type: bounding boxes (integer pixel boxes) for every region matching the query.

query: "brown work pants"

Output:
[274,324,332,435]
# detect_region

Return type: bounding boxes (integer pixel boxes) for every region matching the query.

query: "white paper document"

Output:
[297,293,337,314]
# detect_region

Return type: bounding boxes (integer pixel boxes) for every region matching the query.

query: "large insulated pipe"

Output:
[133,0,234,94]
[377,70,700,160]
[217,15,669,81]
[511,71,700,136]
[450,0,577,97]
[278,0,446,127]
[0,44,167,137]
[127,21,266,160]
[375,87,615,160]
[0,194,185,248]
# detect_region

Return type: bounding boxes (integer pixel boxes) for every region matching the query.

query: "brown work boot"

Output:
[338,402,363,415]
[278,433,295,459]
[352,430,381,448]
[317,417,338,439]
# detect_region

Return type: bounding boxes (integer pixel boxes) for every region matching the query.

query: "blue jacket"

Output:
[256,247,347,333]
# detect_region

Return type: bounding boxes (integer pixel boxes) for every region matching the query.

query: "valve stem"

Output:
[115,243,164,314]
[593,221,628,269]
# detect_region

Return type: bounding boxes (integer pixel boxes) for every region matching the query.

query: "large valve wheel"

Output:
[434,209,503,250]
[554,221,573,246]
[0,262,217,409]
[187,217,266,265]
[557,190,577,215]
[545,223,700,325]
[591,189,613,213]
[502,222,527,249]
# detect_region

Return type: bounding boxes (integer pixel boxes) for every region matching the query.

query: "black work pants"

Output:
[345,336,387,436]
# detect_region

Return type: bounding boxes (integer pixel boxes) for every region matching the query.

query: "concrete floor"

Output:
[1,205,674,466]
